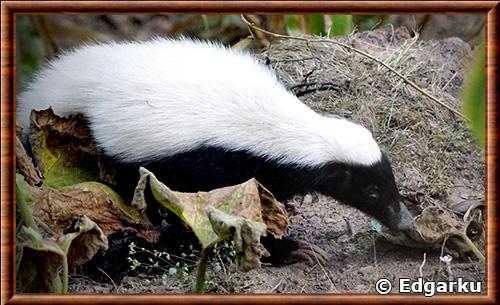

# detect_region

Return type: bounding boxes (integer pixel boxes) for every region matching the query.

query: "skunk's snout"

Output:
[386,201,414,231]
[396,201,414,231]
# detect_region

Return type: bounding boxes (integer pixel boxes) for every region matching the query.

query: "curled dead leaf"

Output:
[208,208,269,271]
[16,226,66,293]
[378,203,485,261]
[413,206,462,243]
[132,167,288,248]
[30,181,151,238]
[132,167,288,271]
[16,216,108,293]
[29,109,100,189]
[60,215,109,270]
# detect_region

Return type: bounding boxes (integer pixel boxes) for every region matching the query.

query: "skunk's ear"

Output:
[317,165,352,190]
[335,168,352,184]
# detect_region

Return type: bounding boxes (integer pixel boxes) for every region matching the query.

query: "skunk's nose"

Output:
[384,201,414,231]
[394,201,414,231]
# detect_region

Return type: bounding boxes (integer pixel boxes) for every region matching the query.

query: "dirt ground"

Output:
[66,27,485,294]
[69,194,484,294]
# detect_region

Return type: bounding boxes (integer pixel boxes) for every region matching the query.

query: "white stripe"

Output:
[17,38,382,166]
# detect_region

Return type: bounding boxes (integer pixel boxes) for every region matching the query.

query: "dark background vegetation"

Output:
[16,14,485,91]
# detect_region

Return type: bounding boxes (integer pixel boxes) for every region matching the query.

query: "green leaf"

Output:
[306,15,326,36]
[462,37,485,149]
[168,267,178,275]
[285,15,302,36]
[330,15,352,36]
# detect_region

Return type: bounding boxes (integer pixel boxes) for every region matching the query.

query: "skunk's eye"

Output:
[365,185,379,200]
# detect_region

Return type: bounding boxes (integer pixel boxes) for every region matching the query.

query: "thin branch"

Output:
[440,254,454,281]
[290,82,342,97]
[452,232,485,263]
[305,238,335,292]
[97,267,118,292]
[240,15,468,121]
[372,232,378,272]
[419,252,427,278]
[269,280,283,293]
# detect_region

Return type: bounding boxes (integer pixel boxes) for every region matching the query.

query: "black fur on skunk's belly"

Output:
[108,144,407,229]
[108,145,327,265]
[109,145,326,202]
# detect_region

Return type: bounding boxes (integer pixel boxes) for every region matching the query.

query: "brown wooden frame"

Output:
[1,1,498,304]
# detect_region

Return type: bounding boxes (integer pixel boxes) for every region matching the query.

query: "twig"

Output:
[241,15,270,48]
[439,235,448,271]
[216,251,231,290]
[305,238,335,292]
[97,267,118,292]
[467,256,482,277]
[419,252,427,278]
[240,15,468,121]
[442,71,458,91]
[372,232,378,274]
[440,254,454,281]
[290,82,342,97]
[270,280,282,292]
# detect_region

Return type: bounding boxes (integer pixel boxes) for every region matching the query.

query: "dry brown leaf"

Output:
[133,167,288,247]
[62,215,109,270]
[413,206,462,243]
[208,208,269,271]
[29,182,155,240]
[132,167,288,271]
[29,108,100,189]
[16,135,43,186]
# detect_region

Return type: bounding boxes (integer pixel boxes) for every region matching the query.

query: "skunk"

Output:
[18,38,413,262]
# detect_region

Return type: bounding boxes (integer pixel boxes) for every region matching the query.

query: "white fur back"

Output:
[17,38,382,166]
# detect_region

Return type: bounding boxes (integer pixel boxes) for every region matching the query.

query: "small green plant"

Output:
[127,242,198,287]
[206,241,237,292]
[352,15,386,32]
[354,231,376,242]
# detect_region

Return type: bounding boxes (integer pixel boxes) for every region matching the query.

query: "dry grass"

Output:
[260,27,484,209]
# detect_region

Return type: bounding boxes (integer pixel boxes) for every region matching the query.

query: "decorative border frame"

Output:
[1,1,498,304]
